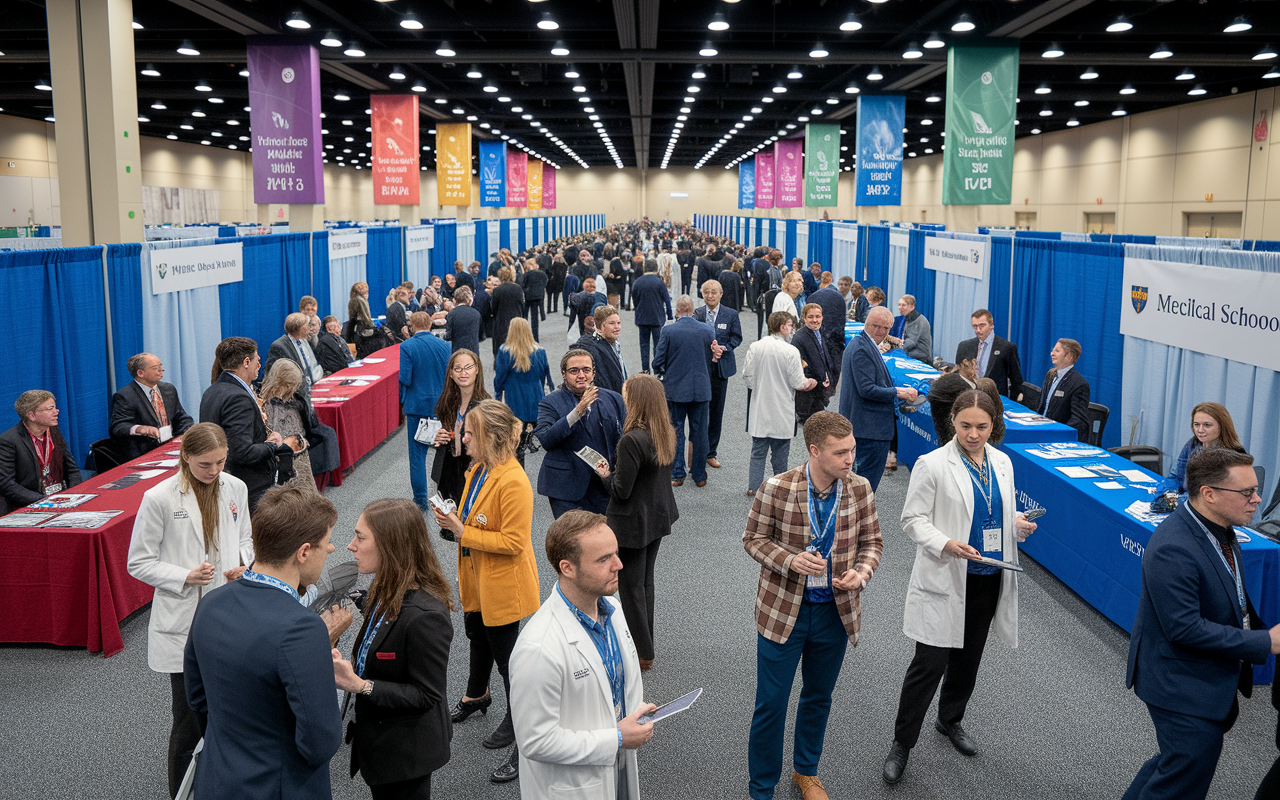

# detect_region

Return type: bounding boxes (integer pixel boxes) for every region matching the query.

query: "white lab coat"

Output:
[771,290,800,320]
[511,586,644,800]
[742,334,807,440]
[900,442,1021,649]
[126,473,254,673]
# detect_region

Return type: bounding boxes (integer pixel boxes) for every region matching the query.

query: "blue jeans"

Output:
[1123,702,1237,800]
[749,437,790,491]
[854,437,891,493]
[669,400,709,482]
[407,415,432,507]
[637,325,662,372]
[549,489,610,519]
[749,600,848,800]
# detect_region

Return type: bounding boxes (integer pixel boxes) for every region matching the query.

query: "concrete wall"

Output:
[1,85,1276,236]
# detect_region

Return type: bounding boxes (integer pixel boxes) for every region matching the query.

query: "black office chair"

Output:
[87,437,130,475]
[1020,381,1042,412]
[1109,445,1163,478]
[1263,475,1280,522]
[1085,402,1109,447]
[1253,466,1267,523]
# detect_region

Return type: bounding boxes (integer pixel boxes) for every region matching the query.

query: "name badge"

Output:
[983,526,1002,552]
[806,570,828,589]
[174,509,190,519]
[1054,390,1065,398]
[158,424,173,442]
[717,323,727,329]
[42,482,64,496]
[993,350,1002,356]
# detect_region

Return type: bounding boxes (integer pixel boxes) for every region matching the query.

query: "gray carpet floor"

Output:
[1,301,1275,799]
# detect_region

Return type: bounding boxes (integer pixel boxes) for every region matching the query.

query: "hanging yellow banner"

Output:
[527,159,544,211]
[436,123,472,206]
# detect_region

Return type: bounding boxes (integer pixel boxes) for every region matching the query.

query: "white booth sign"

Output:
[329,230,367,259]
[406,226,434,253]
[150,242,244,295]
[1122,257,1280,373]
[923,237,987,280]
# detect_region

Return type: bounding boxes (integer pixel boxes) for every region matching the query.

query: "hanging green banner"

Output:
[942,45,1019,205]
[804,123,840,207]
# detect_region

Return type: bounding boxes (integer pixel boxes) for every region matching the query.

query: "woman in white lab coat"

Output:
[881,389,1037,785]
[126,422,253,798]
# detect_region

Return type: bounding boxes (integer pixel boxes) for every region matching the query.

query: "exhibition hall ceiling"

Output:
[1,0,1276,170]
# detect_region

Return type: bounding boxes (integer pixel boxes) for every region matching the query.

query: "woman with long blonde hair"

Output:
[127,423,253,797]
[592,374,679,670]
[493,317,554,461]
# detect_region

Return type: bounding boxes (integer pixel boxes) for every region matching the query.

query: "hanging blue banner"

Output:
[738,161,756,209]
[479,140,506,207]
[854,95,905,206]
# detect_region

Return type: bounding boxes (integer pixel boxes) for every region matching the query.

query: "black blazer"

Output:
[520,267,549,301]
[198,373,278,507]
[958,335,1024,400]
[443,305,482,355]
[574,333,626,395]
[385,302,410,343]
[792,325,832,420]
[489,282,526,349]
[348,590,453,785]
[0,422,82,514]
[1039,366,1091,442]
[602,429,679,550]
[108,381,195,461]
[315,330,354,375]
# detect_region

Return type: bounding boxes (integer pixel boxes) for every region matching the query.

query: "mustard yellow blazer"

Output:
[457,458,541,626]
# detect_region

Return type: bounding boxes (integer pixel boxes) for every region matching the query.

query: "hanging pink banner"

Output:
[774,139,803,207]
[755,152,775,209]
[543,166,557,209]
[507,149,528,207]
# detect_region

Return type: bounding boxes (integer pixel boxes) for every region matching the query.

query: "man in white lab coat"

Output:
[511,510,659,800]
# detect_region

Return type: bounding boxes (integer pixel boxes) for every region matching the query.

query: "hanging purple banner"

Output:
[755,152,775,209]
[774,139,804,207]
[247,38,324,204]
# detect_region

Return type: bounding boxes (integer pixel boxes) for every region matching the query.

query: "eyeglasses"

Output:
[565,366,595,375]
[1207,485,1260,500]
[451,363,476,373]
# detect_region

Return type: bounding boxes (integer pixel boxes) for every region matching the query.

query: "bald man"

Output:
[837,306,918,492]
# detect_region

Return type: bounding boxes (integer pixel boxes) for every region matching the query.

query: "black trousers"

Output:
[370,773,431,800]
[524,301,541,341]
[168,672,202,799]
[708,374,729,459]
[464,611,521,706]
[546,291,559,313]
[637,325,662,373]
[892,572,1002,748]
[617,539,662,661]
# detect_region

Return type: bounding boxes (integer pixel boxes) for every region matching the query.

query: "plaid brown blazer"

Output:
[743,464,883,644]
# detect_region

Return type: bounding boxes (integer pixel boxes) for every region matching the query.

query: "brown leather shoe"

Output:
[639,658,653,672]
[745,489,756,497]
[695,480,707,487]
[671,479,684,487]
[792,772,829,800]
[707,458,722,468]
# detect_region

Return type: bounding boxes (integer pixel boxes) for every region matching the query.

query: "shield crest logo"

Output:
[1131,285,1148,313]
[157,262,168,280]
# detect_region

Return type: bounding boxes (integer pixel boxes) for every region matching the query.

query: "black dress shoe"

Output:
[490,747,519,783]
[450,695,492,723]
[935,720,978,756]
[882,741,909,784]
[483,712,515,749]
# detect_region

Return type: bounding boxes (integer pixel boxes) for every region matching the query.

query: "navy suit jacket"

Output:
[443,305,482,355]
[837,331,898,441]
[692,304,742,379]
[574,333,626,395]
[1038,366,1091,442]
[653,316,714,403]
[1127,503,1271,721]
[185,579,342,800]
[808,287,849,361]
[109,380,195,461]
[535,385,625,502]
[199,373,277,505]
[630,273,672,327]
[399,331,452,418]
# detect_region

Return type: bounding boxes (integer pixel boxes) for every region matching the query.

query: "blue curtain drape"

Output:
[474,220,487,264]
[0,246,111,465]
[106,242,145,392]
[498,219,511,252]
[220,234,306,360]
[808,221,833,273]
[1121,244,1280,505]
[366,227,402,297]
[903,229,935,325]
[311,233,331,321]
[989,236,1014,339]
[431,221,458,282]
[861,225,891,290]
[1010,238,1125,447]
[784,220,798,264]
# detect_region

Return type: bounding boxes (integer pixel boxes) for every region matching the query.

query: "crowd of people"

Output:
[0,217,1274,800]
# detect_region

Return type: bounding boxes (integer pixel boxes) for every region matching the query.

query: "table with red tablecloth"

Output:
[312,344,403,486]
[0,448,182,656]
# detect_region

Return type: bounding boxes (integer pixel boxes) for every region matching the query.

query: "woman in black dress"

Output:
[431,349,491,503]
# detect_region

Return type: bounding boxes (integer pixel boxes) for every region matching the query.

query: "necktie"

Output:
[296,340,314,384]
[978,339,988,376]
[814,328,828,370]
[613,340,627,379]
[150,387,169,426]
[1042,369,1059,414]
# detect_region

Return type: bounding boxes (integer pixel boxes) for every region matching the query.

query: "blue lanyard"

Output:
[354,609,388,677]
[558,585,626,721]
[241,569,300,601]
[1187,510,1246,614]
[805,464,841,559]
[959,444,995,524]
[459,465,489,524]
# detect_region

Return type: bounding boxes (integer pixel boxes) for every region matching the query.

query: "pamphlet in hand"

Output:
[637,687,703,724]
[575,446,609,472]
[29,494,97,510]
[975,556,1024,573]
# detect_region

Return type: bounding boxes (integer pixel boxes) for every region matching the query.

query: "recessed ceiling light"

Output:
[1035,84,1051,95]
[208,97,224,104]
[1119,85,1136,95]
[762,96,773,103]
[1066,118,1080,127]
[320,34,342,47]
[1255,45,1278,61]
[180,124,193,130]
[151,101,166,109]
[551,42,570,56]
[951,15,975,33]
[498,96,511,102]
[1176,69,1196,81]
[1074,100,1089,107]
[1106,18,1132,33]
[1188,85,1207,96]
[1042,45,1065,58]
[436,42,456,57]
[167,134,178,140]
[692,68,707,79]
[1080,68,1099,80]
[389,69,406,80]
[1266,69,1280,79]
[334,92,350,101]
[35,79,52,91]
[1112,108,1127,117]
[921,118,933,125]
[903,45,923,59]
[285,12,310,29]
[177,42,200,56]
[810,44,829,58]
[926,94,941,103]
[787,68,803,79]
[840,14,862,32]
[1030,129,1041,135]
[1224,17,1252,34]
[344,44,365,57]
[700,43,718,57]
[826,97,838,105]
[137,115,149,122]
[1038,108,1052,117]
[538,13,559,30]
[140,66,161,77]
[227,119,239,126]
[708,12,729,31]
[511,106,523,112]
[924,35,945,49]
[238,69,249,77]
[400,14,423,30]
[1149,45,1173,59]
[453,107,465,114]
[772,85,787,93]
[132,20,143,29]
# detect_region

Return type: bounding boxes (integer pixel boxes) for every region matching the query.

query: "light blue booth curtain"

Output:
[1121,244,1280,504]
[0,246,111,465]
[323,231,369,323]
[931,231,993,364]
[1010,238,1125,448]
[887,228,910,306]
[405,225,433,290]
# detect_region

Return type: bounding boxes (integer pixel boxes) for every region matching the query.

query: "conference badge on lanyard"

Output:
[805,465,841,590]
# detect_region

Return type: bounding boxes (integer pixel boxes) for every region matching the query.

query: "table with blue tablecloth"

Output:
[1005,441,1280,684]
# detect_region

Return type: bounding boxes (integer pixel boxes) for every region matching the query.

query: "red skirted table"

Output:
[312,344,403,486]
[0,448,181,656]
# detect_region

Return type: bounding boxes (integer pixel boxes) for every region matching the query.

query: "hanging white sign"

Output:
[923,237,987,280]
[329,230,367,259]
[150,242,244,295]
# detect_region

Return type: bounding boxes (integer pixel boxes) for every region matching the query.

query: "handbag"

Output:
[414,417,442,445]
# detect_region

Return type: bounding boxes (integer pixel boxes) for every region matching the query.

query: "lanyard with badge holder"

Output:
[804,464,842,589]
[457,465,489,558]
[1187,510,1249,629]
[959,441,1002,558]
